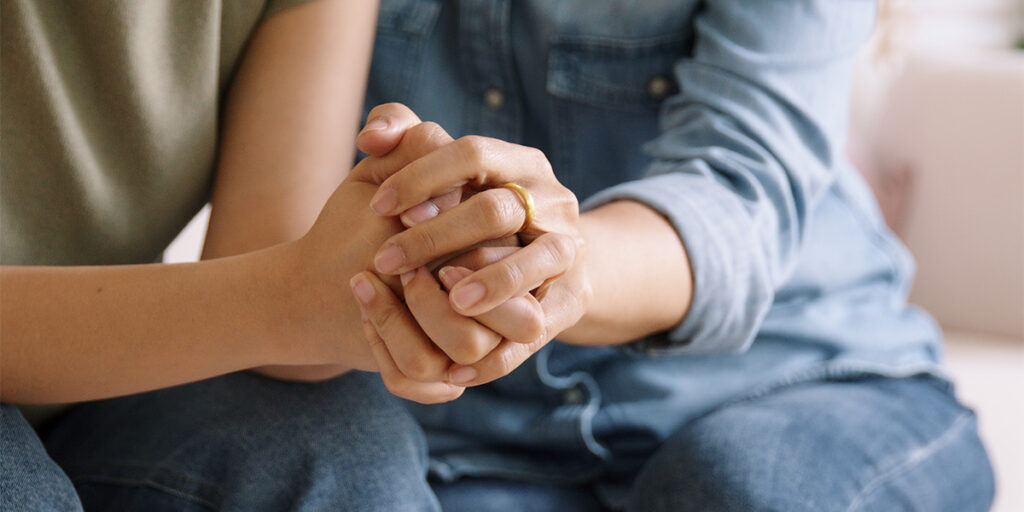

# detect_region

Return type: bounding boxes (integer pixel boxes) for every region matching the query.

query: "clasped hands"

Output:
[346,104,590,404]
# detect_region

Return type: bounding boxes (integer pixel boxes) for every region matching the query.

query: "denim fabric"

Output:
[359,0,955,485]
[428,378,993,512]
[11,375,993,511]
[0,405,83,511]
[619,376,994,512]
[40,372,441,512]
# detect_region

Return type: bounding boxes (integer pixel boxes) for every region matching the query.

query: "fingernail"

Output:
[374,244,405,274]
[449,366,477,385]
[370,187,398,215]
[350,274,375,305]
[360,117,389,135]
[451,281,485,311]
[439,266,471,289]
[400,200,440,226]
[400,270,415,286]
[438,267,456,289]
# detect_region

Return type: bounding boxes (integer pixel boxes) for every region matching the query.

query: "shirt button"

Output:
[484,87,505,110]
[647,75,671,100]
[562,387,584,405]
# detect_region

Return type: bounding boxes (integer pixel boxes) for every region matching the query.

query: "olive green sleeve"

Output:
[263,0,323,18]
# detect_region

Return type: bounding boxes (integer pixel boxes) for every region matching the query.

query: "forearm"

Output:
[0,244,299,403]
[201,0,377,259]
[558,200,693,345]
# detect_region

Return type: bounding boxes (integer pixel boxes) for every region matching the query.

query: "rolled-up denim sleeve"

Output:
[580,1,876,355]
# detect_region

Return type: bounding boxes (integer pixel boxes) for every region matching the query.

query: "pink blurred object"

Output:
[846,137,915,236]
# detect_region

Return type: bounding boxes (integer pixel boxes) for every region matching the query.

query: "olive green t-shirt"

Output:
[1,0,315,266]
[1,0,317,424]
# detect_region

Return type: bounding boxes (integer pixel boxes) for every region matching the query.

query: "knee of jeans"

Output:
[624,404,856,512]
[183,372,430,471]
[626,379,995,512]
[48,373,437,511]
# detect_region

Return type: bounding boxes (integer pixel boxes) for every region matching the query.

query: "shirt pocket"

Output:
[364,0,441,119]
[546,34,688,201]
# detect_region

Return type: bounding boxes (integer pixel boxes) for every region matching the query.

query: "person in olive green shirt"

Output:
[0,0,453,509]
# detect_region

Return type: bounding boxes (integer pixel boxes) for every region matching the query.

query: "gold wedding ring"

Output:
[501,183,535,233]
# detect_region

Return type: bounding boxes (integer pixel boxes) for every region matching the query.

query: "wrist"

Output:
[268,233,378,371]
[224,240,309,367]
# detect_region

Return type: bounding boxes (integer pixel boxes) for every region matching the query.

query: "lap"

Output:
[625,376,995,512]
[433,478,604,512]
[43,371,439,512]
[12,371,994,511]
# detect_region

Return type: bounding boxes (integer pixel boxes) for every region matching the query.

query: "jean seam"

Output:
[63,461,224,493]
[64,461,223,509]
[843,412,974,512]
[70,474,219,511]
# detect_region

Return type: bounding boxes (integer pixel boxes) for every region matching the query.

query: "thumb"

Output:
[356,102,423,156]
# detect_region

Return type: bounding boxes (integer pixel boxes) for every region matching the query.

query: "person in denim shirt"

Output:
[13,1,995,511]
[338,1,996,509]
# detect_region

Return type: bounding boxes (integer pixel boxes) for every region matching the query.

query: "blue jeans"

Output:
[13,372,441,512]
[2,374,993,511]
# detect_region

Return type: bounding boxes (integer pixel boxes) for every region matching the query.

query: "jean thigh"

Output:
[43,371,440,512]
[625,376,995,512]
[1,404,83,512]
[433,477,606,512]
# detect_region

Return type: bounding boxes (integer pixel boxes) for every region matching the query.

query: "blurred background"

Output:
[166,1,1024,509]
[848,3,1023,510]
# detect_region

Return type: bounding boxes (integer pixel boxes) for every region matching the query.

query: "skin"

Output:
[1,4,693,406]
[348,113,548,402]
[0,0,388,402]
[353,104,695,400]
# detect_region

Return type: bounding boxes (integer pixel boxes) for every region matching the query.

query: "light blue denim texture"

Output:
[11,375,992,511]
[1,405,83,511]
[360,0,985,500]
[38,372,442,512]
[430,377,993,512]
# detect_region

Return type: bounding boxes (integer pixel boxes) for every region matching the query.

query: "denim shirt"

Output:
[362,0,944,486]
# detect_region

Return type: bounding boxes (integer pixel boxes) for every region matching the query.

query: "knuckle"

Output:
[401,354,442,382]
[407,121,450,149]
[493,259,526,294]
[476,191,517,233]
[456,135,490,167]
[541,233,577,268]
[370,302,400,334]
[522,310,546,343]
[526,147,553,174]
[403,227,441,262]
[495,347,521,377]
[559,187,581,219]
[570,278,594,317]
[450,332,491,365]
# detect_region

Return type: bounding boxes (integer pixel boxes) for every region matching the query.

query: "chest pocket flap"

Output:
[547,34,686,112]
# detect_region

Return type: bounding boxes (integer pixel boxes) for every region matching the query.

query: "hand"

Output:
[362,106,592,388]
[346,104,545,402]
[254,105,465,383]
[350,259,544,403]
[258,181,405,379]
